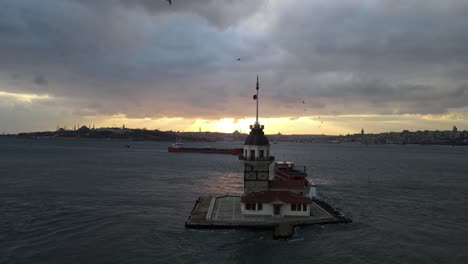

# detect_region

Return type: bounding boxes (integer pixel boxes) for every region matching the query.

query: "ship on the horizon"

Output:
[167,142,243,155]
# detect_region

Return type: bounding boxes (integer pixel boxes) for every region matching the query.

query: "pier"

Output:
[185,195,350,239]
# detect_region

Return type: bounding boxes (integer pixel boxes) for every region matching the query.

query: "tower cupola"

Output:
[244,124,269,146]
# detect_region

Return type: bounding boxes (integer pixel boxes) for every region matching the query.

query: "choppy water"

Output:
[1,138,468,263]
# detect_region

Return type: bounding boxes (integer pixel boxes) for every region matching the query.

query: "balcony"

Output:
[239,156,275,162]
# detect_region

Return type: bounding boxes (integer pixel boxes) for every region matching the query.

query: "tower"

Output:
[452,125,458,138]
[239,76,275,194]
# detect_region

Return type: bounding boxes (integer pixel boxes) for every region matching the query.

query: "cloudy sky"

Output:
[1,0,468,134]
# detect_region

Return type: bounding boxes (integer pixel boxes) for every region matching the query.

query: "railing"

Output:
[239,156,275,161]
[275,164,307,174]
[294,165,307,173]
[205,196,216,220]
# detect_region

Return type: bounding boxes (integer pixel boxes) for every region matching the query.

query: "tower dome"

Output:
[244,124,269,146]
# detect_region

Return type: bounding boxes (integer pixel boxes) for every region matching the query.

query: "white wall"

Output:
[241,203,273,216]
[282,204,310,216]
[309,186,318,199]
[243,145,270,159]
[241,203,310,217]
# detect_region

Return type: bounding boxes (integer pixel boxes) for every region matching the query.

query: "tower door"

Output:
[274,205,281,216]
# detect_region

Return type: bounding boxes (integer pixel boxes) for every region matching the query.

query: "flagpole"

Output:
[256,75,259,125]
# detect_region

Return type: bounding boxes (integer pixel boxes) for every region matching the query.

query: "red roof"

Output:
[241,191,312,204]
[269,180,305,190]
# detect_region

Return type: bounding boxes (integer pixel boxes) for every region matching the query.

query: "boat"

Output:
[167,143,243,155]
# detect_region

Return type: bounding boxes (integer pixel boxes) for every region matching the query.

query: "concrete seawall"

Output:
[185,195,351,239]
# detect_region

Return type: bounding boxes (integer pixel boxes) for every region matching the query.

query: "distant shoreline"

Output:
[1,126,467,146]
[1,134,467,147]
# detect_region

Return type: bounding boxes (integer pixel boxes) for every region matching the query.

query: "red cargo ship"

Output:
[168,143,243,155]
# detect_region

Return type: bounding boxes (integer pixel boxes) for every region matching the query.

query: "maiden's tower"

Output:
[239,76,315,217]
[185,76,350,238]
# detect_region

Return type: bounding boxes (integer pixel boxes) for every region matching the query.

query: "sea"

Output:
[1,138,468,264]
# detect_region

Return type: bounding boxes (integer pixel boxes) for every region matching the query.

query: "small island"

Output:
[185,77,350,239]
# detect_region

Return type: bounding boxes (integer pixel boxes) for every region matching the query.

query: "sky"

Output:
[1,0,468,135]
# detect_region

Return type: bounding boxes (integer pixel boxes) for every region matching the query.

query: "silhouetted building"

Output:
[77,125,91,135]
[452,126,458,138]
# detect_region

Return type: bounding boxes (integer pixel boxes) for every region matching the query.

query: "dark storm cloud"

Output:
[1,0,468,123]
[0,0,259,92]
[260,0,468,115]
[273,1,468,69]
[116,0,265,28]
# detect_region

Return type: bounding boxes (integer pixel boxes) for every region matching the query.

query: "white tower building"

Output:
[239,76,275,194]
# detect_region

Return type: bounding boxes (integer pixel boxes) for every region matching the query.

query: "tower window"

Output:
[244,149,247,156]
[246,203,256,210]
[250,150,255,158]
[259,150,264,158]
[257,203,263,210]
[291,204,297,211]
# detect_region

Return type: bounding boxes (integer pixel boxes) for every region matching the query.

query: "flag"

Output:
[253,95,257,100]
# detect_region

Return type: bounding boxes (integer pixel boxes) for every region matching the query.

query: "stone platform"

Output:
[185,195,350,239]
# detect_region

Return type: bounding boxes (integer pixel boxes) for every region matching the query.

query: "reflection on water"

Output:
[206,172,243,195]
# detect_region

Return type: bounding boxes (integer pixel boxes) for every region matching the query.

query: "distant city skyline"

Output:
[1,1,468,134]
[5,119,465,136]
[13,123,468,147]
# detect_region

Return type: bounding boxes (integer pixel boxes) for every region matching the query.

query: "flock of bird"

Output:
[302,101,324,128]
[164,0,324,129]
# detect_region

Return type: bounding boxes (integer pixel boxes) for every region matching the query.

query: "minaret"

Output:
[239,76,275,194]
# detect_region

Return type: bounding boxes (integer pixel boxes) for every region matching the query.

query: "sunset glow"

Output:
[62,114,468,136]
[0,91,51,102]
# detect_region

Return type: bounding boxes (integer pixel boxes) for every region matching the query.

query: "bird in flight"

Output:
[167,0,171,5]
[237,58,241,61]
[302,101,305,104]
